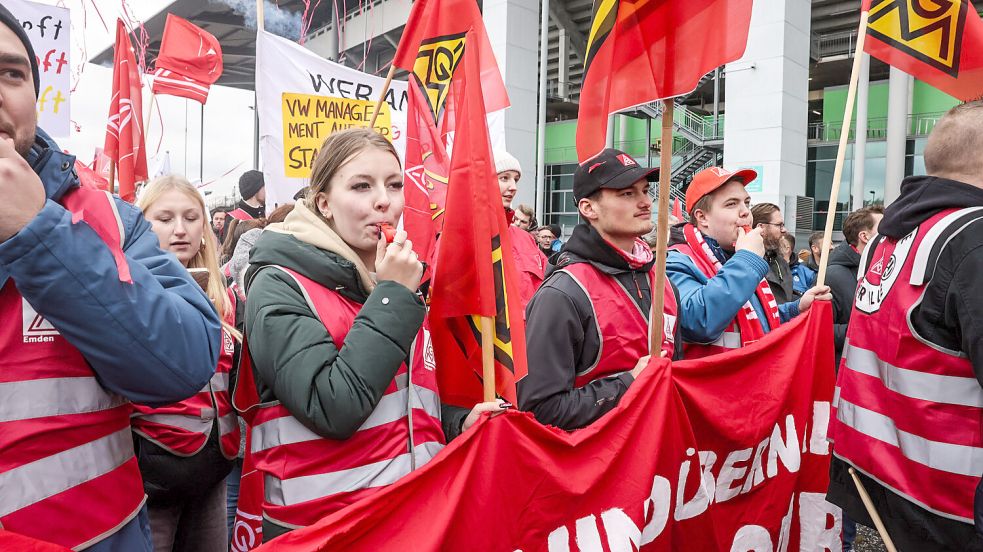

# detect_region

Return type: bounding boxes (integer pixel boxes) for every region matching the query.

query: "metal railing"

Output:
[546,79,582,100]
[808,111,945,142]
[812,29,860,60]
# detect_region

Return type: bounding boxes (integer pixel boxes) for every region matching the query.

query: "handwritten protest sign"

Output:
[280,93,392,178]
[256,30,407,209]
[7,0,71,138]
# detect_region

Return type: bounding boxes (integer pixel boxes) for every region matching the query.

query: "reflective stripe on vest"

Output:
[558,262,677,388]
[247,266,445,528]
[831,207,983,523]
[131,294,240,458]
[0,185,145,549]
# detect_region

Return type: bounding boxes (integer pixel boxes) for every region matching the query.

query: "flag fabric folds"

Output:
[251,304,838,551]
[104,19,148,203]
[576,0,753,161]
[151,14,224,104]
[392,0,508,120]
[427,32,528,406]
[403,81,450,277]
[862,0,983,101]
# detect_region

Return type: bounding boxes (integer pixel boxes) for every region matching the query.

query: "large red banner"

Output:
[256,303,839,551]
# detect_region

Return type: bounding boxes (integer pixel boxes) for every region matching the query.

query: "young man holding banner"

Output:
[666,167,830,358]
[519,148,681,431]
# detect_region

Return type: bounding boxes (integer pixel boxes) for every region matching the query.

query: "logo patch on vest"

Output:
[22,299,59,343]
[223,331,235,355]
[856,227,917,315]
[663,314,677,344]
[422,328,436,371]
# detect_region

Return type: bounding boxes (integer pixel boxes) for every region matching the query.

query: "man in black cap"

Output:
[0,6,220,551]
[229,169,266,220]
[518,148,682,430]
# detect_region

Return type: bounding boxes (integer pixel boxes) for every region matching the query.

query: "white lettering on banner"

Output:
[526,404,837,552]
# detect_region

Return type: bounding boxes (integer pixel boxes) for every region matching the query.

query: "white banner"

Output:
[256,30,408,211]
[6,0,71,138]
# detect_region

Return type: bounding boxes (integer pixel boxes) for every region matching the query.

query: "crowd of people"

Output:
[3,6,983,551]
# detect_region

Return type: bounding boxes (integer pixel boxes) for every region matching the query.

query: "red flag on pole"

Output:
[862,0,983,101]
[673,197,683,219]
[151,14,224,104]
[104,19,148,203]
[392,0,509,121]
[428,30,528,406]
[403,81,450,276]
[576,0,753,161]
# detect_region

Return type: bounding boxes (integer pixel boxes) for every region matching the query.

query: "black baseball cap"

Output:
[573,148,660,201]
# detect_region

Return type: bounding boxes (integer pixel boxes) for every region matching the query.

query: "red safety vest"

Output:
[0,186,146,549]
[227,208,254,221]
[557,262,677,388]
[830,207,983,523]
[131,289,240,458]
[508,225,546,314]
[238,266,445,530]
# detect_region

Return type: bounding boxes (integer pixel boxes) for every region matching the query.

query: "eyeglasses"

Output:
[760,222,786,229]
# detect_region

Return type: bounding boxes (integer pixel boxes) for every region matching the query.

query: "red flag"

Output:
[862,0,983,101]
[0,531,71,552]
[104,19,148,203]
[577,0,753,161]
[672,197,683,219]
[428,31,528,406]
[250,304,837,551]
[151,14,224,104]
[392,0,508,121]
[74,160,110,192]
[403,81,450,275]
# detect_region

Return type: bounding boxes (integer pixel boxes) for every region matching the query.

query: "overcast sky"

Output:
[27,0,256,205]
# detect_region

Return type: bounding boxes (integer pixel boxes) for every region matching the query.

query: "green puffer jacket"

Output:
[243,205,468,449]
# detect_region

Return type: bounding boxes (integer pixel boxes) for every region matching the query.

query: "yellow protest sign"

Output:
[281,93,392,178]
[866,0,968,76]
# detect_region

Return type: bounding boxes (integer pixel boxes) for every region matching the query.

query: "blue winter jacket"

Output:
[791,260,817,295]
[666,235,800,344]
[0,129,221,552]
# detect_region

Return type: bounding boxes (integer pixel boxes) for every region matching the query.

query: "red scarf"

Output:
[681,224,780,345]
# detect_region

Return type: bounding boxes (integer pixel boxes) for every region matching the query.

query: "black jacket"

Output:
[827,175,983,552]
[236,199,265,219]
[825,241,861,362]
[518,224,682,431]
[763,251,796,304]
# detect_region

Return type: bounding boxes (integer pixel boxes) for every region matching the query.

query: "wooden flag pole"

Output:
[369,65,398,129]
[256,0,265,30]
[144,92,156,142]
[108,160,117,195]
[816,11,869,287]
[480,315,496,401]
[649,99,674,355]
[848,468,899,552]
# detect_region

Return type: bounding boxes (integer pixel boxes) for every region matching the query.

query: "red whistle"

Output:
[379,222,397,243]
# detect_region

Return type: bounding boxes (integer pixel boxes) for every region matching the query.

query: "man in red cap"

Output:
[519,148,681,430]
[666,167,830,358]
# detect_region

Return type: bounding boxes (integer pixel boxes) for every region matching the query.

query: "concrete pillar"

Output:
[325,23,339,61]
[558,27,569,99]
[606,115,615,148]
[884,66,911,206]
[851,53,869,211]
[485,0,541,209]
[723,0,811,208]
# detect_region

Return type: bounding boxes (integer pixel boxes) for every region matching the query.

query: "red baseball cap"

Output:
[684,167,758,214]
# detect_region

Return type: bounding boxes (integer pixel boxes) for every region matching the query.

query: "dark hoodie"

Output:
[827,175,983,552]
[825,240,860,361]
[518,224,682,431]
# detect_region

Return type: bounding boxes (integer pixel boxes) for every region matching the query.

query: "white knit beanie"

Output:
[494,149,521,177]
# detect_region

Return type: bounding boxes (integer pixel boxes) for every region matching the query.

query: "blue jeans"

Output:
[842,514,857,552]
[226,457,243,540]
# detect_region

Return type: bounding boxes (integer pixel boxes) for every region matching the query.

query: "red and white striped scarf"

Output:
[682,224,781,345]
